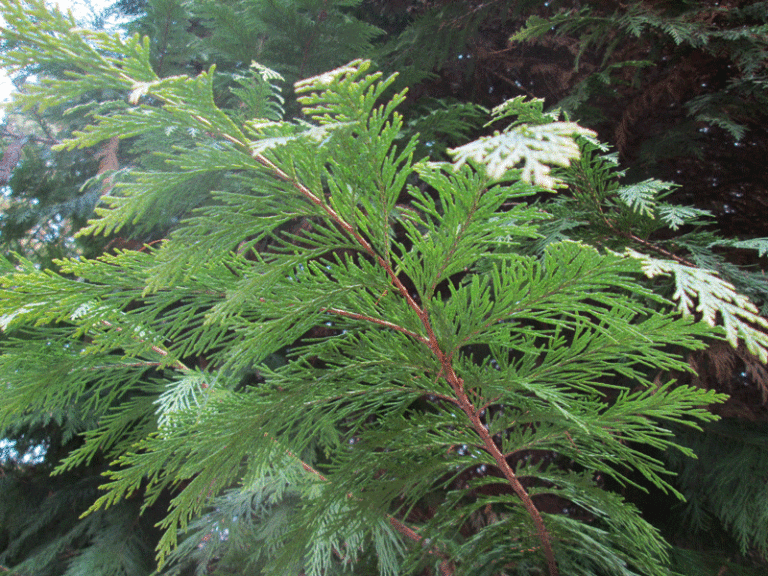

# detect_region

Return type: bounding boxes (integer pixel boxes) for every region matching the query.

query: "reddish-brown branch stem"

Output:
[83,361,164,371]
[99,319,189,372]
[477,396,502,415]
[323,307,428,343]
[442,365,559,576]
[624,232,693,266]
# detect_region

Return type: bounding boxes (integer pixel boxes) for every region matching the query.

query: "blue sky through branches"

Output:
[0,0,117,464]
[1,0,121,119]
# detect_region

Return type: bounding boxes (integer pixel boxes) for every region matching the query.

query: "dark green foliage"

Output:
[669,419,768,558]
[513,1,768,145]
[0,471,155,576]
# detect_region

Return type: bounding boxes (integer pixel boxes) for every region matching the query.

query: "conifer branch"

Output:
[84,361,164,371]
[398,223,560,571]
[623,232,691,266]
[601,211,693,266]
[0,3,738,565]
[582,175,694,267]
[252,144,559,574]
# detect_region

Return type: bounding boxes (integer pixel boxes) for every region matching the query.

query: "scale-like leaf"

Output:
[448,121,595,188]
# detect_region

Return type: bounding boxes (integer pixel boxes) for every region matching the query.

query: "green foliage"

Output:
[536,140,768,363]
[1,1,768,576]
[511,1,768,146]
[0,469,155,576]
[669,419,768,559]
[0,0,388,261]
[401,98,487,161]
[375,0,515,88]
[179,0,383,81]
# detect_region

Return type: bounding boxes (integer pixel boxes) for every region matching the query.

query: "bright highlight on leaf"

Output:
[448,98,595,188]
[629,250,768,362]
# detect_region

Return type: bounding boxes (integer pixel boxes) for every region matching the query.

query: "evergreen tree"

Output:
[1,1,767,575]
